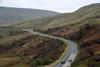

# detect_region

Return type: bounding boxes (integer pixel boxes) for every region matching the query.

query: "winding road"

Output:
[21,29,78,67]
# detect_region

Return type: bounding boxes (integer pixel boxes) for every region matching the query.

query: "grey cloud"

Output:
[0,0,99,12]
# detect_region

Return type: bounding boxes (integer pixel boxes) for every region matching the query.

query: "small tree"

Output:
[0,35,3,39]
[8,26,14,35]
[79,26,84,39]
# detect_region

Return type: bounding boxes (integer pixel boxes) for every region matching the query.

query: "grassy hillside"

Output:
[0,7,59,26]
[0,28,66,67]
[0,3,100,67]
[41,23,100,67]
[14,3,100,30]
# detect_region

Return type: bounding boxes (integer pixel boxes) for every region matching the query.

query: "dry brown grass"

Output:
[0,57,20,67]
[11,63,29,67]
[0,32,30,46]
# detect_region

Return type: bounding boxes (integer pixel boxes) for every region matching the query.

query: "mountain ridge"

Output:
[0,6,59,26]
[14,3,100,30]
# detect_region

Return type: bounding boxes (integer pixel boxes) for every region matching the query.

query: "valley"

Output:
[0,3,100,67]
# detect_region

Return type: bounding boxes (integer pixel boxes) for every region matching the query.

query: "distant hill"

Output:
[0,7,59,26]
[14,3,100,29]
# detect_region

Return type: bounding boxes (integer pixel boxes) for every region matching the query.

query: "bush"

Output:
[30,58,53,67]
[0,35,3,39]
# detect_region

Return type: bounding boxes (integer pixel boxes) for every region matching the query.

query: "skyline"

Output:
[0,0,100,13]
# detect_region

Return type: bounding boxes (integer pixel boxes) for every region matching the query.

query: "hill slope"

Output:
[0,7,59,26]
[14,3,100,29]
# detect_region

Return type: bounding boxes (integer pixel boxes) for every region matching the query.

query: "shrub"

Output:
[0,35,3,39]
[30,58,53,67]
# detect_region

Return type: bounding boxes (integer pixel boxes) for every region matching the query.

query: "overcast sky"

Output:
[0,0,99,13]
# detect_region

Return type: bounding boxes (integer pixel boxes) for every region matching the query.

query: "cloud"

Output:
[0,0,99,12]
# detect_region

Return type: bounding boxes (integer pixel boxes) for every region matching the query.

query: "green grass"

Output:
[30,58,53,67]
[0,32,29,46]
